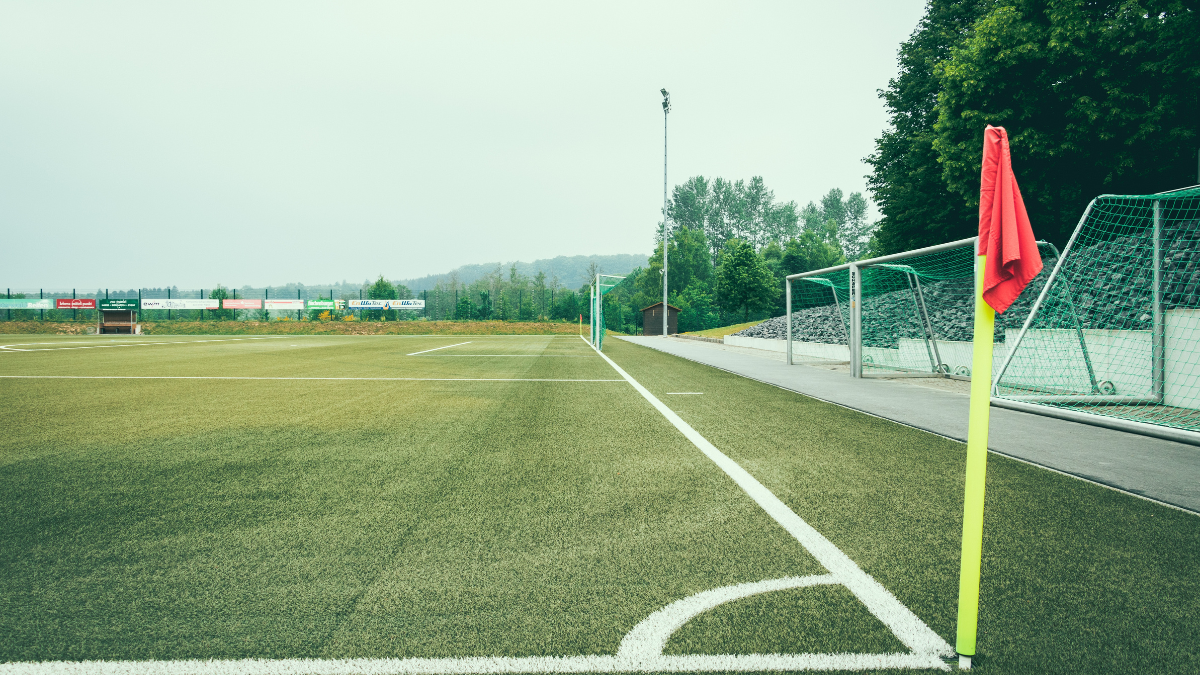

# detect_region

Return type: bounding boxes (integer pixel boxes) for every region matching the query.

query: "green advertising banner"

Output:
[307,300,336,310]
[99,299,139,310]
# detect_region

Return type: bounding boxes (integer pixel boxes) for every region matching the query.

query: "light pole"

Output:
[661,88,670,336]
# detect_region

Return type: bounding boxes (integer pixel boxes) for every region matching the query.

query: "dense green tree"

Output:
[367,275,397,320]
[781,232,846,277]
[717,239,777,321]
[868,0,1199,253]
[668,175,799,258]
[865,0,994,254]
[206,286,238,321]
[933,0,1200,246]
[672,281,721,332]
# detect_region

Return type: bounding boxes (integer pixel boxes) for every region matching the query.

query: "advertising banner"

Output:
[389,299,425,309]
[349,299,387,309]
[307,300,336,310]
[99,299,139,311]
[263,299,305,310]
[222,299,261,309]
[56,299,97,309]
[141,299,220,310]
[348,299,425,309]
[0,298,53,309]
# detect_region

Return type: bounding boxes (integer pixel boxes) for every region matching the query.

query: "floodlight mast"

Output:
[661,88,670,336]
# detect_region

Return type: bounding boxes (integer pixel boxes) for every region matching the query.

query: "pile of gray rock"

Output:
[733,225,1200,348]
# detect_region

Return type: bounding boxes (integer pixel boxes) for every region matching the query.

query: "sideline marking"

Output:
[0,337,283,352]
[407,341,471,356]
[583,335,953,662]
[421,354,597,358]
[0,375,622,383]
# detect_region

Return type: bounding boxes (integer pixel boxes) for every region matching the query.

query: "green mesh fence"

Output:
[994,186,1200,433]
[593,274,626,351]
[789,242,1059,371]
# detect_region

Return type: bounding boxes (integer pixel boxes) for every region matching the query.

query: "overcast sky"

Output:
[1,0,926,290]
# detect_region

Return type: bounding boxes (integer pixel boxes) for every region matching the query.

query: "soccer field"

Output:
[1,334,1197,674]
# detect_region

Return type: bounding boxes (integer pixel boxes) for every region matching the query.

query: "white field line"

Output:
[0,653,948,674]
[0,337,284,352]
[0,376,622,383]
[418,355,597,358]
[583,336,953,661]
[618,575,837,659]
[407,342,471,356]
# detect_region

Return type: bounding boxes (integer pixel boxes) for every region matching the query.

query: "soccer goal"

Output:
[992,186,1200,438]
[786,238,1060,377]
[591,273,626,351]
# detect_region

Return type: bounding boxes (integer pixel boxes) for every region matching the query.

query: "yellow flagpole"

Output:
[956,253,995,669]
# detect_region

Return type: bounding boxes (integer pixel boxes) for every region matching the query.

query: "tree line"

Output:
[866,0,1198,254]
[596,178,875,334]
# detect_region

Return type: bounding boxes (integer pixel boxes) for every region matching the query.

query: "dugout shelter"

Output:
[98,298,140,334]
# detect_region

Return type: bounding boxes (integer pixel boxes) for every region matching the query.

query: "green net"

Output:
[994,186,1200,432]
[789,242,1060,371]
[593,274,626,351]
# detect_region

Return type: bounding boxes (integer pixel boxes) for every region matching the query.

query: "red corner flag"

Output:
[978,125,1041,313]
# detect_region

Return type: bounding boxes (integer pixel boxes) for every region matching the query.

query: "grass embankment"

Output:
[0,320,586,336]
[683,319,763,338]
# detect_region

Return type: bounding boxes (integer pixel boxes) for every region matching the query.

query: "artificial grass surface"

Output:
[682,320,764,338]
[1,334,1196,673]
[604,338,1200,674]
[0,320,587,336]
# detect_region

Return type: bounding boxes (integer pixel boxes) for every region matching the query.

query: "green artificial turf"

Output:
[1,334,1197,674]
[603,338,1200,674]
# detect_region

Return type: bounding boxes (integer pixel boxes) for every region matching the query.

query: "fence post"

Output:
[6,288,10,321]
[850,265,862,378]
[40,289,44,321]
[73,288,77,321]
[167,287,171,321]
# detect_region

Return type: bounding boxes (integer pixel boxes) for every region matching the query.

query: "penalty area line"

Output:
[407,341,471,356]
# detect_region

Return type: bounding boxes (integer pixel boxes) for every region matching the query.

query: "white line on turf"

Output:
[617,575,837,659]
[582,335,953,663]
[0,652,949,674]
[407,341,471,356]
[0,337,284,352]
[0,376,622,382]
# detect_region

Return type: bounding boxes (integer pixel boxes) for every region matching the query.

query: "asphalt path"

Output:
[619,335,1200,514]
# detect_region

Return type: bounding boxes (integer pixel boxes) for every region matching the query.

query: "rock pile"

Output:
[734,225,1200,347]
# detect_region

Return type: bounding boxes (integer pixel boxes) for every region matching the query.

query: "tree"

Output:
[717,239,777,321]
[865,0,992,255]
[868,0,1200,253]
[367,275,397,321]
[801,188,876,260]
[207,286,238,321]
[668,175,799,258]
[933,0,1200,246]
[781,232,846,277]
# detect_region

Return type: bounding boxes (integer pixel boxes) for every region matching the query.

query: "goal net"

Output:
[591,274,626,351]
[789,240,1059,375]
[993,186,1200,433]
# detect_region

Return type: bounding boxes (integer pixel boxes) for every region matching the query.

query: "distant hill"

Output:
[399,253,649,292]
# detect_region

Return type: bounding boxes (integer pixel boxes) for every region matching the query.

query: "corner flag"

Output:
[956,125,1039,669]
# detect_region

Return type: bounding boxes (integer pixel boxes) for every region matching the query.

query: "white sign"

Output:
[389,299,425,309]
[348,299,426,309]
[264,300,306,310]
[140,299,220,310]
[0,298,53,309]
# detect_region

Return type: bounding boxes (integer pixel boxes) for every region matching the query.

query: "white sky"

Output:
[0,0,926,290]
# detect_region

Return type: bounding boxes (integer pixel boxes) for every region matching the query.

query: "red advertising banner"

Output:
[223,299,262,309]
[56,299,97,309]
